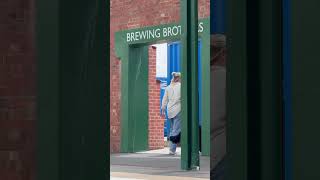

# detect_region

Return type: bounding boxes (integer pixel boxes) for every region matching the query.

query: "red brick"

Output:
[0,0,36,178]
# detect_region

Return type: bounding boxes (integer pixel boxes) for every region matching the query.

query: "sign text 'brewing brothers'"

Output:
[126,22,204,43]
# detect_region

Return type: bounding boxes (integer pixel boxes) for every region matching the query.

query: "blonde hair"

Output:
[170,76,181,84]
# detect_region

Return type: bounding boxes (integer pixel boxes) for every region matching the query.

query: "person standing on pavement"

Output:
[161,72,181,155]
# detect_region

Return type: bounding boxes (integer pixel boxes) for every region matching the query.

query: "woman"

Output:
[161,72,181,155]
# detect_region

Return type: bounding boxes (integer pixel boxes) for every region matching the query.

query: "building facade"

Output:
[110,0,210,153]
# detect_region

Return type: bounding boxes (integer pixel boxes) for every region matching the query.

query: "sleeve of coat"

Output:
[161,87,169,110]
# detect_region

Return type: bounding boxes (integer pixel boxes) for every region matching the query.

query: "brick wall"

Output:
[110,0,210,153]
[0,0,36,179]
[148,46,165,150]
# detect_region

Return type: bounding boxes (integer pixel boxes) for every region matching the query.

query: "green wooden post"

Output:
[227,0,282,179]
[60,0,109,179]
[119,47,132,152]
[258,0,282,179]
[36,0,59,179]
[291,0,320,179]
[226,0,248,179]
[180,0,200,170]
[37,0,109,179]
[199,19,211,156]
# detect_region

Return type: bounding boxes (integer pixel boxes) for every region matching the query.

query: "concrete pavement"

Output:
[110,147,210,180]
[110,172,207,180]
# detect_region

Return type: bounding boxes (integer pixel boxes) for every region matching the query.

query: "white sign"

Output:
[126,22,204,43]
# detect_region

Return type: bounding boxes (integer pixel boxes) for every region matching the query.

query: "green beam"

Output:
[114,19,209,58]
[36,0,59,178]
[37,0,109,179]
[291,0,320,179]
[226,0,248,179]
[227,0,282,179]
[59,0,109,179]
[258,0,282,179]
[180,0,200,170]
[200,20,211,156]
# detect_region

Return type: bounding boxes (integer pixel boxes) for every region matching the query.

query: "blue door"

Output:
[158,78,168,136]
[211,0,226,34]
[164,41,202,137]
[164,42,181,137]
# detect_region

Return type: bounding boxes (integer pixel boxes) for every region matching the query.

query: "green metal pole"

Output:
[180,0,200,170]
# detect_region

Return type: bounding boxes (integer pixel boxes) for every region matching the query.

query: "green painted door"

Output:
[126,46,149,152]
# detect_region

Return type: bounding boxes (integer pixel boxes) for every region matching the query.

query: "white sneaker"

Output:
[169,151,176,155]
